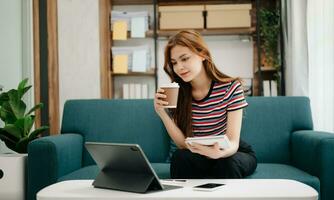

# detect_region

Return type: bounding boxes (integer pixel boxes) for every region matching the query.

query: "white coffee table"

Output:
[37,179,318,200]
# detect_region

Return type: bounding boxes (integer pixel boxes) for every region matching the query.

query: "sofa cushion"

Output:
[151,163,170,179]
[247,163,320,193]
[58,163,319,195]
[58,163,171,182]
[58,165,99,182]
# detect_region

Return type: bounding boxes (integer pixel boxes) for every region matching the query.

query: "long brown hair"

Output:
[163,30,239,138]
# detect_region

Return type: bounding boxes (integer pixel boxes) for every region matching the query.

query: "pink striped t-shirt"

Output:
[192,80,248,137]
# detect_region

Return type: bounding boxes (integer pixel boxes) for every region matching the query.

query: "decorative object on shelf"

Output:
[206,4,252,29]
[0,78,49,153]
[159,5,204,29]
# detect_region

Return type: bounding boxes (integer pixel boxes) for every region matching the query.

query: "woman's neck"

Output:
[191,70,212,100]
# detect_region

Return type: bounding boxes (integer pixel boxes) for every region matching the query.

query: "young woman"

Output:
[154,30,257,179]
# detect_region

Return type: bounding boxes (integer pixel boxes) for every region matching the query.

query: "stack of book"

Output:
[122,83,149,99]
[263,80,277,96]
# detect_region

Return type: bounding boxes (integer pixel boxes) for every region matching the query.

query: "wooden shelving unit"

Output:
[157,0,256,6]
[111,71,156,76]
[111,27,256,40]
[147,27,256,37]
[100,0,283,98]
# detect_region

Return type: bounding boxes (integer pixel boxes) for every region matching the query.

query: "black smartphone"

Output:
[193,183,225,191]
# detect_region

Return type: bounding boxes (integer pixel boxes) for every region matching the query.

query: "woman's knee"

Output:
[170,149,194,178]
[224,153,257,178]
[214,154,253,178]
[224,156,244,178]
[171,149,191,164]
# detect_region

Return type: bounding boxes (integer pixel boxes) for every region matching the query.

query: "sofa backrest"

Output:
[241,97,313,164]
[61,99,170,166]
[61,97,313,166]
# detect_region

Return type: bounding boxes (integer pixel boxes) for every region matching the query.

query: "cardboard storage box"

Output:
[159,5,204,29]
[206,4,252,28]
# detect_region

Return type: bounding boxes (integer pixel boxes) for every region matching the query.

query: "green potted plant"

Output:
[259,8,281,94]
[0,78,49,153]
[259,8,280,70]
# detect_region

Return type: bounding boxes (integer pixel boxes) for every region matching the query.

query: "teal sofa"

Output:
[27,97,334,200]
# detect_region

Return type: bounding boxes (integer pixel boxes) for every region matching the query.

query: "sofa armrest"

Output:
[291,130,334,200]
[27,133,83,200]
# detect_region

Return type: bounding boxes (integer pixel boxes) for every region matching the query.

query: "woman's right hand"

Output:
[154,88,169,116]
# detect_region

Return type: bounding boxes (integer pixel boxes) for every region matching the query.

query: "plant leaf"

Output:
[0,128,18,143]
[0,133,17,152]
[14,118,25,136]
[18,78,28,91]
[8,90,26,119]
[23,115,35,137]
[26,103,43,116]
[28,126,49,140]
[0,102,17,124]
[2,124,22,139]
[0,92,9,106]
[19,86,32,99]
[17,78,31,99]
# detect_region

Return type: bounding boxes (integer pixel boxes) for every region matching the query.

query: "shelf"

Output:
[255,67,277,81]
[111,71,155,76]
[158,0,255,6]
[111,28,255,40]
[146,27,256,37]
[112,0,153,5]
[255,66,276,73]
[111,31,154,40]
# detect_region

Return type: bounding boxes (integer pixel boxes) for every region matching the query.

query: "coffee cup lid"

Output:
[160,82,179,88]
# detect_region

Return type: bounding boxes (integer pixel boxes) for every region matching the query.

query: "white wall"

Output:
[0,0,34,127]
[58,0,101,122]
[0,0,23,91]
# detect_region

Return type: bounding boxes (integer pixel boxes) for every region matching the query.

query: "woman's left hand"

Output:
[186,142,224,159]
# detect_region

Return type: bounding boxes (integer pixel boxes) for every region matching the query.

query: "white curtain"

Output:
[282,0,309,96]
[283,0,334,132]
[307,0,334,132]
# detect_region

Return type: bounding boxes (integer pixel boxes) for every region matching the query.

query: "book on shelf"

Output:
[132,49,147,72]
[135,84,141,99]
[131,17,146,38]
[142,84,148,99]
[271,81,277,96]
[263,80,270,96]
[122,84,129,99]
[129,83,135,99]
[113,55,128,73]
[112,20,127,40]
